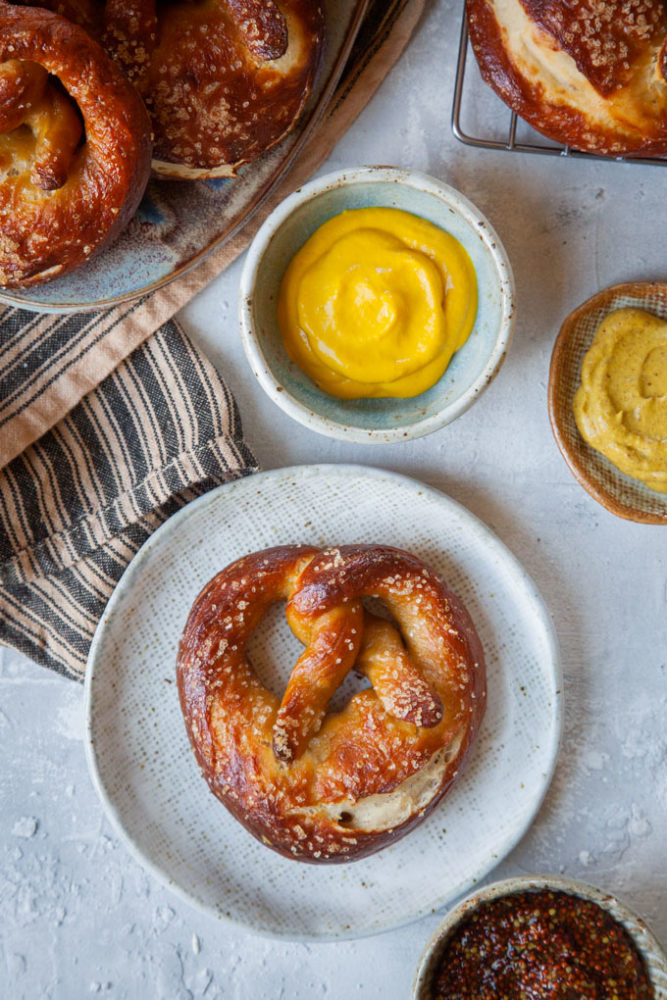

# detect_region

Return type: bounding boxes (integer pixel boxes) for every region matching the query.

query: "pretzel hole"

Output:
[327,670,371,714]
[337,811,354,826]
[246,600,302,698]
[362,595,398,624]
[245,600,372,710]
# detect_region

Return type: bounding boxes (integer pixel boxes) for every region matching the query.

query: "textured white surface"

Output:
[85,466,559,938]
[2,0,667,995]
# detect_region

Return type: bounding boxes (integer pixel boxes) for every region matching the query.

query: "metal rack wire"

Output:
[451,11,667,167]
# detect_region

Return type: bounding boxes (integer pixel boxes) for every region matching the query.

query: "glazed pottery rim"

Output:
[239,166,516,444]
[411,873,667,999]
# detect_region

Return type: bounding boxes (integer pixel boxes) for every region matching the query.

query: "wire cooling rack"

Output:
[452,10,667,167]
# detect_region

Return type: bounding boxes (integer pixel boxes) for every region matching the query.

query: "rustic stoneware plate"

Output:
[412,874,667,999]
[239,167,516,443]
[0,0,369,314]
[85,465,560,940]
[548,281,667,524]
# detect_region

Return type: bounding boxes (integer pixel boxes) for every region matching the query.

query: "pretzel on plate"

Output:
[0,3,152,288]
[177,544,486,863]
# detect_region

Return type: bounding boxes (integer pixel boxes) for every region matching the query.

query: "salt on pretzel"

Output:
[0,3,152,288]
[177,545,486,863]
[15,0,326,178]
[466,0,667,156]
[108,0,325,178]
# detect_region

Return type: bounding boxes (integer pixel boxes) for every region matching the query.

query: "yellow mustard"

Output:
[277,207,478,399]
[573,308,667,493]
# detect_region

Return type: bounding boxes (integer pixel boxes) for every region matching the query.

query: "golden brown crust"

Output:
[466,0,667,156]
[104,0,326,176]
[0,3,152,288]
[11,0,325,177]
[177,544,486,864]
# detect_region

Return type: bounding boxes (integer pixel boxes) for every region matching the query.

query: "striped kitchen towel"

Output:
[0,319,258,680]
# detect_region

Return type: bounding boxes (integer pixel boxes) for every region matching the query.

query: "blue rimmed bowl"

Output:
[239,166,516,443]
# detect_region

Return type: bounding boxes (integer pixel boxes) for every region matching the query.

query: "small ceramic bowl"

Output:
[239,167,515,443]
[412,874,667,999]
[548,281,667,524]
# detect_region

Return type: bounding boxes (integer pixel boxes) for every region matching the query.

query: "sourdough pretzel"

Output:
[177,545,486,863]
[0,4,152,288]
[467,0,667,156]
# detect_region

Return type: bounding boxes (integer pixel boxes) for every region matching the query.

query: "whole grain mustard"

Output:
[277,207,478,399]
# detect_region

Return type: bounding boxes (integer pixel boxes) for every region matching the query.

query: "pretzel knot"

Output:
[0,4,151,288]
[177,545,486,863]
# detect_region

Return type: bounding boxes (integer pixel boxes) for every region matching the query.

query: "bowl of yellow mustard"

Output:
[239,167,515,442]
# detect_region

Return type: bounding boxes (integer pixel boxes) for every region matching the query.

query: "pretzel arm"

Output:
[273,601,364,763]
[355,612,444,728]
[0,60,47,133]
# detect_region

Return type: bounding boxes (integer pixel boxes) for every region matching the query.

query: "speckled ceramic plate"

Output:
[84,465,561,940]
[0,0,368,314]
[548,281,667,524]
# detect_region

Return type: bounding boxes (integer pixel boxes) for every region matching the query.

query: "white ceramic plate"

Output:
[85,465,561,940]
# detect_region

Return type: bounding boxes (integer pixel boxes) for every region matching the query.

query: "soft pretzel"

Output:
[467,0,667,156]
[0,3,152,288]
[177,545,486,863]
[21,0,326,178]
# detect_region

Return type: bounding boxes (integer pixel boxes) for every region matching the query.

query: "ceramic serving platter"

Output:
[0,0,369,314]
[84,465,562,940]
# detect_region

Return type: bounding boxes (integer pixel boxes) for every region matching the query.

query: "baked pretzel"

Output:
[118,0,325,177]
[0,3,152,288]
[22,0,325,178]
[467,0,667,156]
[177,545,486,863]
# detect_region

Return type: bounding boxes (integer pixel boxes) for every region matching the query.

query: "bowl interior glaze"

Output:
[241,167,515,443]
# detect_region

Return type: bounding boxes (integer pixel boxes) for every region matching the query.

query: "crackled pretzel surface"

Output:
[177,544,486,863]
[0,3,152,288]
[467,0,667,156]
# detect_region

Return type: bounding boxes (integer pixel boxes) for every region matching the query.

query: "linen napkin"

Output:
[0,0,425,679]
[0,320,258,680]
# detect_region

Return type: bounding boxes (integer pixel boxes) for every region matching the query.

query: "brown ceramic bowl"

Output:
[412,874,667,999]
[548,281,667,524]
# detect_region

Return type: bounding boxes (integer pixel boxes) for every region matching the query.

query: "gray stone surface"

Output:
[2,1,666,996]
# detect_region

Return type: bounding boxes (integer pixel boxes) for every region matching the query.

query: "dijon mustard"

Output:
[574,307,667,493]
